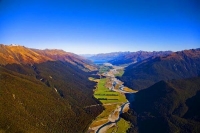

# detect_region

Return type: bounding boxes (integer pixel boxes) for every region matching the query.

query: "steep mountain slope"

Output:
[32,48,97,71]
[0,44,52,64]
[123,77,200,133]
[0,67,74,132]
[0,44,103,132]
[0,44,97,71]
[120,49,200,90]
[0,66,103,132]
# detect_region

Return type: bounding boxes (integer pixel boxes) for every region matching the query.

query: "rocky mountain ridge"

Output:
[0,44,97,71]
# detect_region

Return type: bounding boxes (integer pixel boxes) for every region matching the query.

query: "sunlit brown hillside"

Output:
[0,44,52,64]
[32,48,97,71]
[162,49,200,60]
[0,44,97,71]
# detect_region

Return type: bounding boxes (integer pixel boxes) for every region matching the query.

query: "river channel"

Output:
[88,65,137,133]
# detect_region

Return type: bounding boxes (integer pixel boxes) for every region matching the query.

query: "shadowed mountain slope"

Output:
[0,65,103,132]
[124,77,200,133]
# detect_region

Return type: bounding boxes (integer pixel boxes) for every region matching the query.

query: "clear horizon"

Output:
[2,43,199,55]
[1,0,199,54]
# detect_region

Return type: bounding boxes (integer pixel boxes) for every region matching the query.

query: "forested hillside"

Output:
[0,45,103,132]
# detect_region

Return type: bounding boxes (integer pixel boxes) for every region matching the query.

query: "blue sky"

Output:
[0,0,199,54]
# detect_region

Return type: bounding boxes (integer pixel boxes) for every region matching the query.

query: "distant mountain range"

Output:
[109,51,172,65]
[0,44,102,132]
[120,48,200,90]
[87,52,131,64]
[79,54,95,58]
[86,51,172,65]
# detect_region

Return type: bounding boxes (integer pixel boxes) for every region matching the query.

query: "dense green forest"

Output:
[0,61,103,132]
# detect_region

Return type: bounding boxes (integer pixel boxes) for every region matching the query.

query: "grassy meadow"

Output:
[94,78,127,104]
